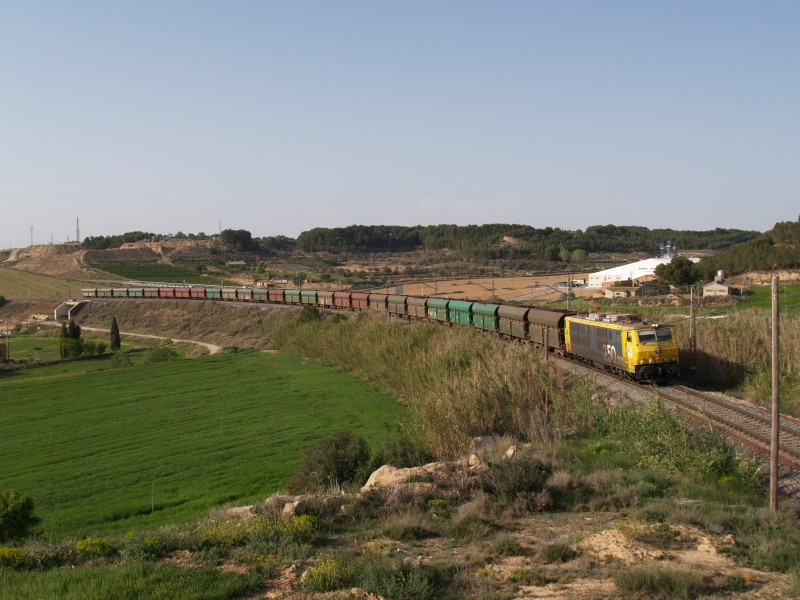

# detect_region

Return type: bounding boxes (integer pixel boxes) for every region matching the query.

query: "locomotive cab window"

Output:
[637,330,657,343]
[655,328,673,342]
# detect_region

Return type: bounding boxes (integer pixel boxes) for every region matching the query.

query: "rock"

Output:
[722,533,736,546]
[224,505,255,520]
[361,465,400,492]
[468,454,489,471]
[282,499,308,518]
[504,445,518,459]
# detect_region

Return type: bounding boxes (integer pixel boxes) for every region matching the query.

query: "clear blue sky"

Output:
[2,1,798,248]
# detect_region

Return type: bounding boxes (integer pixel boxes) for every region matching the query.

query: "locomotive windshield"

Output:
[637,328,673,343]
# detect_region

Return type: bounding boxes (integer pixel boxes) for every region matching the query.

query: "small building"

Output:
[703,281,731,297]
[604,286,644,300]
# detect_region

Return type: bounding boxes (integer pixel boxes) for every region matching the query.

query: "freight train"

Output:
[81,285,680,382]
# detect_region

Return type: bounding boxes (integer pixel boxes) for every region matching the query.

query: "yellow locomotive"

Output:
[564,313,679,381]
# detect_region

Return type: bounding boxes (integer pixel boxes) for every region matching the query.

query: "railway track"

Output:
[655,385,800,471]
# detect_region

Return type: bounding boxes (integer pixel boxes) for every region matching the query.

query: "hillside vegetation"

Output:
[3,306,800,597]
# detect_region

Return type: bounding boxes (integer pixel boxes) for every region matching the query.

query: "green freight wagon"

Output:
[206,287,222,300]
[237,287,254,301]
[111,289,126,298]
[498,305,528,339]
[285,289,302,305]
[426,298,450,322]
[387,295,407,317]
[300,290,317,305]
[448,300,473,326]
[128,288,144,298]
[317,291,334,307]
[368,294,388,313]
[472,303,499,332]
[407,296,427,319]
[253,288,269,302]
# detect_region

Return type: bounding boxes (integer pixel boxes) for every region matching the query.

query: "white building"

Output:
[588,258,671,288]
[588,256,701,288]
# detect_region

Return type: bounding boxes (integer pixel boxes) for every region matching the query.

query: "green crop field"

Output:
[0,267,88,299]
[736,283,800,314]
[0,351,405,539]
[94,262,229,285]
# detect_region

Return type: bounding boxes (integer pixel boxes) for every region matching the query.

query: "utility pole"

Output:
[770,275,780,512]
[689,285,697,386]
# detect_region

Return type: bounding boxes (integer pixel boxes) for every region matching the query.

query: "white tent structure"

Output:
[587,258,671,288]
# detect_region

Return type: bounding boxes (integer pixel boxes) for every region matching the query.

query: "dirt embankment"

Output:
[75,300,300,350]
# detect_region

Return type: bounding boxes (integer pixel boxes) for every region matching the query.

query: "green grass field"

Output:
[94,262,229,285]
[735,283,800,314]
[0,351,405,539]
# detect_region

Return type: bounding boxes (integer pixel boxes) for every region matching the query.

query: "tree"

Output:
[59,319,83,358]
[110,317,121,351]
[0,490,40,542]
[654,255,701,289]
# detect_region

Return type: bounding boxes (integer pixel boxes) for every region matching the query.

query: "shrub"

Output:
[290,431,371,492]
[0,547,26,570]
[142,346,178,364]
[358,559,439,600]
[297,306,321,324]
[0,490,40,542]
[376,433,433,469]
[120,531,164,560]
[484,451,553,506]
[494,537,524,556]
[302,557,356,593]
[510,568,545,585]
[615,563,708,597]
[75,536,115,556]
[538,542,577,563]
[451,515,498,541]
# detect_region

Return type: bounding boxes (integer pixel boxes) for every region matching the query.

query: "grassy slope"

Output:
[0,267,90,299]
[0,351,405,539]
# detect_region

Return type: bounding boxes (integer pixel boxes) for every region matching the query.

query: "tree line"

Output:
[295,224,759,260]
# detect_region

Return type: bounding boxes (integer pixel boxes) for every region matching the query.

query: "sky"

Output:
[1,1,798,248]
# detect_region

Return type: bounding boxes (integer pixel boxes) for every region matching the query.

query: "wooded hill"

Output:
[697,220,800,278]
[295,224,758,259]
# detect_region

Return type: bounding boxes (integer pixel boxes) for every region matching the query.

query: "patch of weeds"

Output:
[617,519,684,549]
[75,536,115,557]
[303,557,356,593]
[120,530,165,561]
[494,537,523,557]
[0,547,26,570]
[382,523,435,541]
[451,515,498,541]
[615,563,708,598]
[538,542,577,564]
[484,451,553,506]
[510,568,546,586]
[358,559,441,600]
